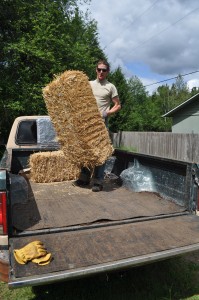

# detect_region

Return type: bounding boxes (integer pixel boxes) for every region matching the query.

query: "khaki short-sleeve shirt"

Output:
[90,79,118,114]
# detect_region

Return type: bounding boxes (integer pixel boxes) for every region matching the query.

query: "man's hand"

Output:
[101,111,108,118]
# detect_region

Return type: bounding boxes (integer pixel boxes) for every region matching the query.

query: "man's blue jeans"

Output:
[78,163,106,185]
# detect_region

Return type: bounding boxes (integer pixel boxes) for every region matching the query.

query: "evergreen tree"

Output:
[190,86,199,97]
[116,75,148,131]
[169,75,189,109]
[108,67,131,132]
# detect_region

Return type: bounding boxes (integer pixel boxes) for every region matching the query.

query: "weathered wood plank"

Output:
[112,132,199,162]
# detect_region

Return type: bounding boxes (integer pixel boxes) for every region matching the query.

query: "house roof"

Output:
[162,92,199,117]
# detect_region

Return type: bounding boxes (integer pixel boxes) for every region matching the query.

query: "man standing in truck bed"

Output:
[75,59,121,192]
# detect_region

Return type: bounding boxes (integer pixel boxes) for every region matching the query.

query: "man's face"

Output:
[96,64,109,81]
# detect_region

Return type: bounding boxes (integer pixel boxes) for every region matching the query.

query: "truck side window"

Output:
[15,120,37,144]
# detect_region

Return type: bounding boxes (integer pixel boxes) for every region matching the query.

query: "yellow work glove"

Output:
[32,253,52,266]
[13,241,48,265]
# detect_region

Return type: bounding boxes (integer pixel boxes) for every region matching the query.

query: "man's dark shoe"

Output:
[74,179,90,187]
[92,183,103,192]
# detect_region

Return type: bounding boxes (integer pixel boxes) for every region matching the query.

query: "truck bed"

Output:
[3,117,199,289]
[10,214,199,281]
[11,178,186,232]
[8,150,199,288]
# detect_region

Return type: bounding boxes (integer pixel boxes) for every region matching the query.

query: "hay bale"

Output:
[42,70,114,169]
[29,151,80,183]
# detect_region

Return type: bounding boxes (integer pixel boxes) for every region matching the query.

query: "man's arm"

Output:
[107,96,121,116]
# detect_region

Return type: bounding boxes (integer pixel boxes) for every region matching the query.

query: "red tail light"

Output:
[0,192,7,234]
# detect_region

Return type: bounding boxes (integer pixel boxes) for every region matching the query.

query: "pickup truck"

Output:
[1,115,199,289]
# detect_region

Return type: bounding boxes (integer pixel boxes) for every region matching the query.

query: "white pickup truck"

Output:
[0,116,199,289]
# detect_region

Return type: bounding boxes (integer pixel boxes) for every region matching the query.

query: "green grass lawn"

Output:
[1,256,199,300]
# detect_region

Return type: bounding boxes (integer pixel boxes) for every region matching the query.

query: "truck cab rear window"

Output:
[15,120,37,144]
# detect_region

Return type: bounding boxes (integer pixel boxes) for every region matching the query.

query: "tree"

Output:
[169,75,189,109]
[107,67,131,132]
[0,0,105,140]
[117,75,148,131]
[190,86,199,97]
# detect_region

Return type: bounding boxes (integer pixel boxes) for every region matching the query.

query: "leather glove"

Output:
[14,241,48,265]
[32,253,52,266]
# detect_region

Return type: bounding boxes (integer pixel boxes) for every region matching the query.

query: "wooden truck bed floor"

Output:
[10,214,199,279]
[11,178,185,232]
[10,179,199,285]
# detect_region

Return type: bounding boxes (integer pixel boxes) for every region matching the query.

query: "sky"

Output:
[81,0,199,94]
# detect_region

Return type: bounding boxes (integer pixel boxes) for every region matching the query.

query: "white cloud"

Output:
[187,79,199,90]
[81,0,199,91]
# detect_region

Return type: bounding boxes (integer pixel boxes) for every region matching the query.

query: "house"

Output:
[162,92,199,133]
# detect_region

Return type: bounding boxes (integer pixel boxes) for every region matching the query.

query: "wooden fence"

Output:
[111,131,199,163]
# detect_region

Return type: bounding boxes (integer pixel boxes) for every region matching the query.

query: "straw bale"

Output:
[42,70,114,169]
[29,151,80,183]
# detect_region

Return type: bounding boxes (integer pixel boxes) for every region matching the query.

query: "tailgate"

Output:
[9,214,199,288]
